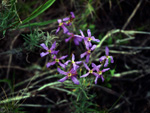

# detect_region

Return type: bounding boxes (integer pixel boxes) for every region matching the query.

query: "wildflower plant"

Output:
[40,11,114,85]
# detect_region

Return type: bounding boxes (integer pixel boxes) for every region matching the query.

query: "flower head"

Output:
[65,54,82,70]
[56,19,69,34]
[46,55,68,68]
[99,46,114,67]
[80,44,97,63]
[80,62,98,78]
[40,41,59,57]
[58,68,79,85]
[92,63,110,84]
[63,12,75,26]
[65,32,82,45]
[80,29,100,47]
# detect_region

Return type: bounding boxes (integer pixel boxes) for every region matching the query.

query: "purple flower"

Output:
[80,29,100,47]
[57,68,79,85]
[46,55,68,68]
[92,64,110,84]
[63,12,75,26]
[80,62,98,78]
[65,32,82,45]
[65,54,82,70]
[80,44,97,63]
[99,46,114,67]
[40,41,59,57]
[56,19,69,34]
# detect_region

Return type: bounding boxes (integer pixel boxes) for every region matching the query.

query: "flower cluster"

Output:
[40,12,114,85]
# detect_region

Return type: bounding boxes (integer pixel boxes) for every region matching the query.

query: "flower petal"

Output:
[58,76,68,82]
[52,50,59,55]
[109,56,114,63]
[57,68,67,75]
[56,27,60,34]
[46,61,56,68]
[40,52,49,57]
[104,59,109,67]
[57,19,62,23]
[64,60,71,65]
[59,55,68,60]
[71,76,79,85]
[72,54,75,61]
[95,76,99,84]
[105,46,109,56]
[102,68,110,73]
[91,45,97,51]
[74,39,79,45]
[65,36,72,42]
[70,12,75,18]
[80,30,85,37]
[91,36,100,42]
[86,54,90,63]
[63,17,70,21]
[62,25,69,34]
[100,75,104,82]
[80,73,89,78]
[80,52,87,58]
[58,62,66,68]
[87,29,91,37]
[83,62,90,70]
[40,43,48,50]
[76,61,82,64]
[50,41,56,50]
[99,56,106,62]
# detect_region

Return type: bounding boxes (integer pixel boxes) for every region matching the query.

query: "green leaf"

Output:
[19,19,57,29]
[21,0,56,24]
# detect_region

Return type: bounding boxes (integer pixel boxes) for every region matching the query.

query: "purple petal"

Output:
[58,62,66,68]
[64,60,71,65]
[91,36,100,42]
[63,17,70,21]
[80,73,89,78]
[52,50,59,55]
[100,75,104,82]
[86,54,90,63]
[87,29,91,37]
[102,68,110,73]
[80,52,87,58]
[83,62,90,70]
[74,39,79,45]
[104,59,109,67]
[71,76,79,85]
[73,63,79,70]
[99,56,106,62]
[57,68,67,75]
[109,56,114,63]
[80,30,85,37]
[95,76,99,84]
[65,36,72,42]
[105,46,109,56]
[40,52,49,57]
[57,19,62,23]
[56,27,60,34]
[59,55,68,60]
[72,54,75,61]
[75,36,82,42]
[70,12,75,18]
[40,43,48,50]
[85,41,89,50]
[58,76,68,82]
[62,25,69,34]
[76,61,82,64]
[50,41,56,50]
[46,61,56,68]
[91,45,97,51]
